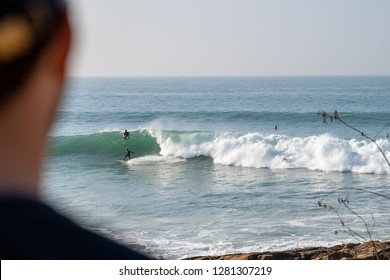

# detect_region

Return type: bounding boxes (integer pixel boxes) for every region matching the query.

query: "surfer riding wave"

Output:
[123,148,135,161]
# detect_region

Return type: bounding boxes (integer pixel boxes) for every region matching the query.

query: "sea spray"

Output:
[155,130,389,174]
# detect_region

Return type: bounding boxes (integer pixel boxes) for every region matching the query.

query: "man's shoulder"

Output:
[0,197,151,260]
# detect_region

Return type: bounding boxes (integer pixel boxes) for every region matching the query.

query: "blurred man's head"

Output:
[0,0,71,196]
[0,0,68,103]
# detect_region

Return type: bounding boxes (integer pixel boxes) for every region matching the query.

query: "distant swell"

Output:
[50,129,390,174]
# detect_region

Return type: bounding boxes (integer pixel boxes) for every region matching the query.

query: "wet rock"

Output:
[185,241,390,260]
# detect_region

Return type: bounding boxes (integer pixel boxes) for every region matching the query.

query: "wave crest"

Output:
[156,131,389,174]
[51,129,390,174]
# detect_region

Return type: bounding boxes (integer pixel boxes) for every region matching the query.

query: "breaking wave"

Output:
[50,129,390,174]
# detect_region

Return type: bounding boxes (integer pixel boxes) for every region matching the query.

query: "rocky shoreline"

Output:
[186,241,390,260]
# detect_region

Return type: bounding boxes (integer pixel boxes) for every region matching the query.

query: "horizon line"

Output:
[67,74,390,79]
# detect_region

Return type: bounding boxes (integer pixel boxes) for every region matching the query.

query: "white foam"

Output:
[124,155,185,165]
[154,131,390,174]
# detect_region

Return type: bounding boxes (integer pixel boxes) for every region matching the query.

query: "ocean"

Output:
[43,76,390,259]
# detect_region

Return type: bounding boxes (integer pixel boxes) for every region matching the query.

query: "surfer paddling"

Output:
[123,148,135,161]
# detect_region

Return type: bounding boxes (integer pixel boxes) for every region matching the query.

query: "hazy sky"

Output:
[68,0,390,77]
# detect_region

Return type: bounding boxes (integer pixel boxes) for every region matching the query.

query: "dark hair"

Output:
[0,0,65,103]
